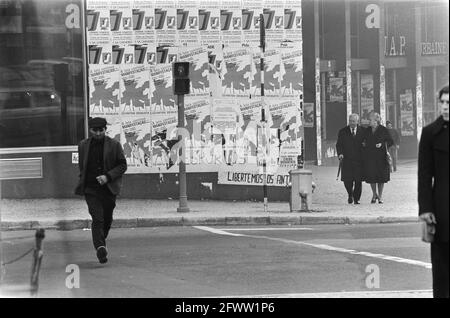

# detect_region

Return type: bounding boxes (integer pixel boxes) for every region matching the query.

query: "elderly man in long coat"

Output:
[336,114,365,204]
[418,85,449,298]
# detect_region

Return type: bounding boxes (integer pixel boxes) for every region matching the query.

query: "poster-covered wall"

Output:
[86,0,304,179]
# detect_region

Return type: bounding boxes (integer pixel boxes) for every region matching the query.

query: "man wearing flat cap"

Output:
[75,117,127,264]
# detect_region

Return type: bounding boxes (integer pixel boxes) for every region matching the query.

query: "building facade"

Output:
[0,0,448,199]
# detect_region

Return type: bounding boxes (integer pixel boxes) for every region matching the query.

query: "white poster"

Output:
[263,0,284,46]
[150,112,179,169]
[222,47,252,97]
[121,116,152,171]
[110,1,133,45]
[220,0,243,46]
[218,167,291,187]
[132,0,156,44]
[242,0,263,47]
[177,0,200,47]
[104,115,122,142]
[179,47,210,97]
[199,0,221,47]
[120,64,151,115]
[155,0,177,46]
[86,0,111,45]
[88,44,113,65]
[184,98,212,165]
[283,0,302,44]
[150,64,176,113]
[89,64,121,116]
[280,47,303,97]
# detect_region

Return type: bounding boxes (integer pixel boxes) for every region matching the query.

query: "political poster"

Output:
[207,44,224,98]
[89,64,121,116]
[179,47,210,97]
[132,43,157,65]
[121,116,152,171]
[150,112,179,169]
[184,98,212,165]
[212,98,238,135]
[177,0,200,47]
[199,0,221,47]
[86,0,111,45]
[280,47,303,97]
[132,0,155,44]
[263,0,284,46]
[222,47,252,97]
[303,102,314,128]
[269,99,301,149]
[237,99,263,164]
[88,44,113,65]
[360,74,374,124]
[262,48,281,97]
[150,64,176,113]
[242,0,263,47]
[218,166,291,187]
[400,89,414,136]
[155,0,177,47]
[220,0,243,47]
[283,0,302,44]
[329,77,344,102]
[111,44,135,64]
[120,64,151,115]
[110,1,133,45]
[104,115,122,142]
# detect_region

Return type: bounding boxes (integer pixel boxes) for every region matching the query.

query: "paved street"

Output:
[0,223,432,298]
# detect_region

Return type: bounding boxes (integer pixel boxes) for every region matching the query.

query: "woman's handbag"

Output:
[385,143,393,167]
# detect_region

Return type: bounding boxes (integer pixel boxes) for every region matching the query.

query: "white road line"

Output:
[194,226,432,269]
[199,289,433,298]
[214,227,314,231]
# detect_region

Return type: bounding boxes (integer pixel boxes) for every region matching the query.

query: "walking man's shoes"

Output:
[354,200,360,205]
[96,246,108,264]
[348,197,353,204]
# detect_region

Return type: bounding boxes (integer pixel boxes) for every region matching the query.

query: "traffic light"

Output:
[173,62,190,95]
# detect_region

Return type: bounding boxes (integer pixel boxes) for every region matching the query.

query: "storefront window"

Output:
[0,0,85,148]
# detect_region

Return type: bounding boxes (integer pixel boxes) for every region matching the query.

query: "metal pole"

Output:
[177,94,190,213]
[30,228,45,297]
[260,13,268,213]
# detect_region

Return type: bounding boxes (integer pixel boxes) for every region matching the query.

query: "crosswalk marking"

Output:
[194,226,432,269]
[200,289,433,298]
[214,227,314,231]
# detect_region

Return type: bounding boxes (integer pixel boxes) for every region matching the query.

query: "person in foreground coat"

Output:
[336,113,365,204]
[418,85,449,298]
[75,117,127,264]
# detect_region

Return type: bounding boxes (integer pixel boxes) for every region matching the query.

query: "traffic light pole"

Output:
[177,93,190,213]
[260,14,268,213]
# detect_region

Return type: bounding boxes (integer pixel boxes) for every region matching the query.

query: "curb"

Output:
[1,216,420,231]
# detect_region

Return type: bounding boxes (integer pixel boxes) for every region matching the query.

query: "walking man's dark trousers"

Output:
[75,135,127,253]
[336,125,365,204]
[418,116,449,298]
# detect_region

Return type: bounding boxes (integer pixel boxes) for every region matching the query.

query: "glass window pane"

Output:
[0,0,85,148]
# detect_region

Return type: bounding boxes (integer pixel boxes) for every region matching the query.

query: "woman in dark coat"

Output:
[362,112,394,203]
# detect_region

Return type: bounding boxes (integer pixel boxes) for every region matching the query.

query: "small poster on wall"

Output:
[303,102,314,128]
[400,89,415,136]
[329,77,344,102]
[360,74,374,124]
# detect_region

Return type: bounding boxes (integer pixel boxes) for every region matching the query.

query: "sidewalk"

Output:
[0,161,420,231]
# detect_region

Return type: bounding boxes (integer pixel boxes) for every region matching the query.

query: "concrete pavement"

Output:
[0,160,420,231]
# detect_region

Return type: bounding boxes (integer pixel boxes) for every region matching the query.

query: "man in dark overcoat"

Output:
[336,113,365,204]
[75,117,127,264]
[418,85,449,298]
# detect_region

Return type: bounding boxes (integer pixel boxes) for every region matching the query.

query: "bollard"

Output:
[289,169,313,212]
[30,228,45,296]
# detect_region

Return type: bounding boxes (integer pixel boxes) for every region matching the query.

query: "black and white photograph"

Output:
[0,0,448,308]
